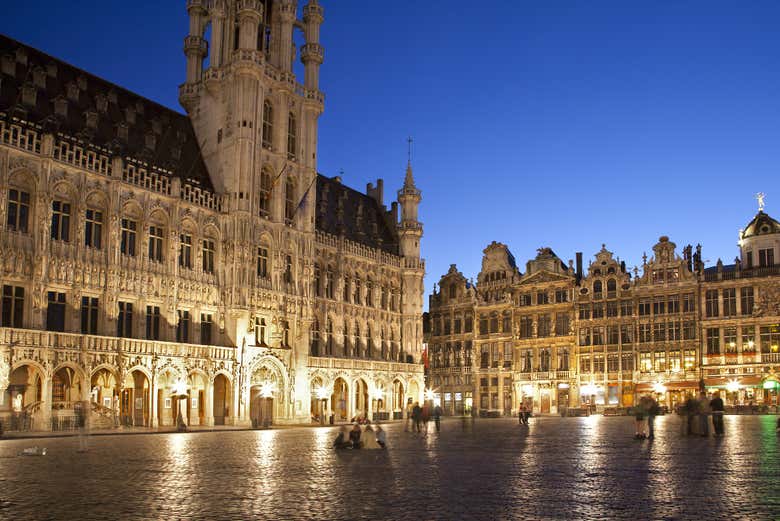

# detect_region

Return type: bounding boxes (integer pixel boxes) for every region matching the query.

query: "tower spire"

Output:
[404,136,416,189]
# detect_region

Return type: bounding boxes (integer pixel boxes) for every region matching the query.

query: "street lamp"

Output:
[172,380,188,432]
[315,385,328,426]
[258,381,275,429]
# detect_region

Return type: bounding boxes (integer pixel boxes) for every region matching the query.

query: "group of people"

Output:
[517,404,531,425]
[681,391,726,437]
[332,422,386,450]
[634,390,727,439]
[404,401,442,435]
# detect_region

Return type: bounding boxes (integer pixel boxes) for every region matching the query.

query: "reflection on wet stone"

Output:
[1,415,779,520]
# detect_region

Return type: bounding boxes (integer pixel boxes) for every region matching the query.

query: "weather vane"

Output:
[407,136,413,164]
[756,192,766,212]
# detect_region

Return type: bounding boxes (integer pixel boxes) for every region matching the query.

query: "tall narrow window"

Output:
[722,288,737,317]
[46,292,66,332]
[287,112,297,160]
[284,177,295,223]
[146,305,161,340]
[51,200,71,242]
[741,287,754,315]
[85,208,103,249]
[282,320,290,348]
[705,290,719,318]
[121,219,137,256]
[326,319,334,356]
[176,310,190,343]
[284,254,293,284]
[148,225,164,262]
[262,101,273,149]
[314,264,322,297]
[310,319,320,356]
[117,302,133,338]
[325,268,334,299]
[201,313,213,345]
[255,317,267,346]
[259,170,272,217]
[7,189,30,233]
[759,248,775,267]
[80,296,99,335]
[1,285,24,328]
[179,234,192,269]
[257,247,269,278]
[202,239,215,274]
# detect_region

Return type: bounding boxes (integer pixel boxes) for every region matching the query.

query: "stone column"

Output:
[40,376,52,432]
[149,373,158,428]
[204,379,215,426]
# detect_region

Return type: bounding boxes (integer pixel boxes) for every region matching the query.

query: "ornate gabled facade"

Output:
[0,1,424,432]
[514,247,576,414]
[429,204,780,416]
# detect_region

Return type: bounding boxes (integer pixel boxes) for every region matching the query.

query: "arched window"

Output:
[366,278,374,307]
[593,280,603,299]
[284,176,295,223]
[287,112,297,160]
[259,169,272,217]
[262,101,273,149]
[607,278,617,296]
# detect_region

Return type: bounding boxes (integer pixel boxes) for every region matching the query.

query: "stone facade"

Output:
[0,1,424,431]
[428,210,780,415]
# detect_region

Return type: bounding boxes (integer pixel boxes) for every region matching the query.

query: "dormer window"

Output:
[21,83,37,107]
[145,131,156,150]
[66,82,80,102]
[85,110,98,129]
[95,94,108,113]
[125,107,136,125]
[116,122,128,141]
[1,54,15,76]
[54,96,68,118]
[32,67,46,89]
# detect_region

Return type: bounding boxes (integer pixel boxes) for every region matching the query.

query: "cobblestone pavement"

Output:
[0,415,778,521]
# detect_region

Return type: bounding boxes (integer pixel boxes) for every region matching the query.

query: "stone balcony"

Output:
[0,327,236,362]
[307,356,423,375]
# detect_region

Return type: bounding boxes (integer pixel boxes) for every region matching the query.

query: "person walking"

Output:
[433,404,442,433]
[683,393,698,436]
[518,404,525,425]
[710,391,725,437]
[697,391,710,437]
[647,395,659,440]
[405,399,413,432]
[412,402,422,433]
[634,396,648,439]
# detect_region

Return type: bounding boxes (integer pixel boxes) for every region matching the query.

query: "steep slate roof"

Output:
[0,34,211,189]
[315,174,399,254]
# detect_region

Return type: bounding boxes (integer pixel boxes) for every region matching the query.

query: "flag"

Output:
[293,174,318,217]
[270,162,288,188]
[422,345,429,369]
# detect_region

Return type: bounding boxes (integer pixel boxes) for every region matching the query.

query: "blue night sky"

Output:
[4,2,780,306]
